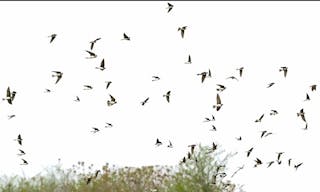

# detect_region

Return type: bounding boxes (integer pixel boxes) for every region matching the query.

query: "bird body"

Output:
[237,67,244,77]
[213,94,223,111]
[85,50,97,59]
[48,34,57,43]
[178,26,187,38]
[279,66,288,77]
[167,3,174,13]
[155,138,162,146]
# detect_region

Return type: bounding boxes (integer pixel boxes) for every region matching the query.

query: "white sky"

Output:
[0,1,320,191]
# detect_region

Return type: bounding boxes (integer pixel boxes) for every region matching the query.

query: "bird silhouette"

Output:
[277,160,282,165]
[48,34,57,43]
[188,144,196,154]
[304,93,310,101]
[96,59,105,71]
[17,149,26,156]
[91,127,100,133]
[213,94,223,111]
[52,71,63,84]
[216,84,226,92]
[85,50,97,59]
[122,33,130,41]
[226,76,239,81]
[297,108,306,122]
[255,114,264,123]
[279,66,288,78]
[105,81,112,89]
[152,76,160,81]
[155,138,162,146]
[44,89,51,93]
[167,141,173,148]
[20,159,28,165]
[267,161,274,168]
[212,142,217,151]
[310,84,317,91]
[260,130,267,138]
[3,87,16,104]
[270,110,278,115]
[294,162,303,170]
[107,94,117,106]
[254,158,263,167]
[303,123,308,130]
[204,115,215,122]
[246,147,253,157]
[163,91,171,103]
[166,2,174,13]
[141,97,149,106]
[276,152,284,161]
[105,122,113,128]
[267,82,275,88]
[86,177,92,185]
[236,136,242,141]
[185,55,192,64]
[15,134,22,146]
[8,114,16,119]
[288,158,292,166]
[178,26,187,38]
[237,67,244,77]
[74,96,80,102]
[90,37,101,50]
[209,125,217,131]
[94,170,101,179]
[83,85,93,90]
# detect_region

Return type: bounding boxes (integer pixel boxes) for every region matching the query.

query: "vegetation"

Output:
[0,145,238,192]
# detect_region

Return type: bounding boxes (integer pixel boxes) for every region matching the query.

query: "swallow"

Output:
[213,94,223,111]
[152,76,160,81]
[141,97,149,106]
[48,34,57,43]
[267,161,274,168]
[237,67,244,77]
[277,160,282,165]
[254,158,262,167]
[267,82,275,88]
[181,157,186,164]
[3,87,16,104]
[270,110,278,115]
[15,134,22,146]
[288,158,292,166]
[277,152,284,161]
[294,162,303,170]
[44,89,51,93]
[52,71,63,84]
[90,37,101,50]
[185,55,191,64]
[212,142,217,151]
[255,114,264,123]
[197,72,207,83]
[260,130,267,138]
[20,159,28,165]
[107,94,117,106]
[207,69,212,78]
[167,141,173,148]
[163,91,171,103]
[209,125,217,131]
[310,84,317,91]
[246,147,253,157]
[279,66,288,78]
[297,108,306,122]
[226,76,239,81]
[86,177,92,185]
[178,26,187,38]
[74,96,80,102]
[188,144,196,154]
[167,2,174,13]
[105,122,113,128]
[216,84,226,92]
[83,85,93,90]
[304,93,310,101]
[8,115,16,119]
[85,50,97,59]
[204,115,215,122]
[105,81,112,89]
[91,127,100,133]
[122,33,130,41]
[96,59,105,71]
[236,136,242,141]
[155,138,162,146]
[17,149,26,156]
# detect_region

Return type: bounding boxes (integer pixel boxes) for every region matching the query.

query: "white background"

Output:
[0,2,320,192]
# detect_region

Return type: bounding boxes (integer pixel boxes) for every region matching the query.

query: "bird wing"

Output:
[216,94,221,105]
[100,59,105,68]
[109,95,116,102]
[55,75,62,84]
[181,30,184,38]
[166,95,170,103]
[123,33,129,39]
[201,73,206,83]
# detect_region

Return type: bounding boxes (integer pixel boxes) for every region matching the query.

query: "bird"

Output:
[141,97,149,106]
[288,158,292,166]
[178,26,187,38]
[152,76,160,81]
[8,115,16,119]
[226,76,239,81]
[155,138,162,146]
[260,130,267,138]
[255,114,264,123]
[44,89,51,93]
[107,94,117,106]
[52,71,63,84]
[294,162,303,170]
[187,152,191,159]
[20,159,28,165]
[267,161,274,168]
[122,33,130,41]
[277,160,282,165]
[246,147,253,157]
[83,85,93,90]
[166,2,174,13]
[297,108,306,122]
[105,81,112,89]
[95,59,105,71]
[181,157,186,164]
[3,87,16,104]
[48,34,57,43]
[94,170,101,179]
[276,152,284,161]
[279,66,288,78]
[86,177,92,185]
[90,37,101,50]
[167,141,173,148]
[15,134,22,146]
[209,125,217,131]
[236,67,244,77]
[197,72,208,83]
[204,115,215,122]
[304,93,310,101]
[208,69,212,78]
[270,110,278,115]
[236,136,242,141]
[254,158,263,167]
[105,122,113,128]
[17,149,26,156]
[303,123,308,130]
[212,142,217,151]
[74,96,80,102]
[85,50,97,59]
[264,132,273,137]
[188,144,196,154]
[216,84,226,92]
[185,55,192,64]
[91,127,100,133]
[163,91,171,103]
[213,94,223,111]
[267,82,275,88]
[310,84,317,91]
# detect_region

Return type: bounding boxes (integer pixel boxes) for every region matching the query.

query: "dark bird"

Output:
[187,152,191,159]
[94,170,101,179]
[209,124,217,131]
[96,59,105,71]
[44,89,51,93]
[178,26,187,38]
[3,87,16,104]
[297,108,306,122]
[237,67,244,77]
[310,84,317,91]
[85,50,97,59]
[226,76,239,81]
[52,71,63,84]
[152,76,160,81]
[167,141,173,148]
[294,162,303,170]
[107,94,117,106]
[255,114,264,123]
[277,160,282,165]
[48,34,57,43]
[105,81,112,89]
[181,157,186,164]
[15,134,22,146]
[304,93,310,101]
[86,177,92,185]
[105,122,113,128]
[8,115,16,119]
[254,158,263,167]
[17,149,25,156]
[155,138,162,146]
[163,91,171,103]
[90,37,101,50]
[246,147,253,157]
[267,82,275,88]
[270,110,278,116]
[277,152,284,161]
[279,66,288,78]
[267,161,274,168]
[288,158,292,166]
[204,115,215,122]
[141,97,149,106]
[91,127,100,133]
[208,69,212,78]
[236,136,242,141]
[197,72,207,83]
[260,130,267,138]
[83,85,93,90]
[74,96,80,102]
[185,55,192,64]
[188,144,196,154]
[212,142,217,151]
[213,94,223,111]
[20,159,28,165]
[216,84,226,92]
[122,33,130,41]
[166,2,174,13]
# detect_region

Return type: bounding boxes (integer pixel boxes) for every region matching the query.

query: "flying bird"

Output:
[44,89,51,93]
[74,96,80,102]
[209,125,217,131]
[166,2,174,13]
[212,142,217,151]
[105,81,112,89]
[260,130,267,138]
[267,161,274,168]
[277,152,284,161]
[237,67,244,77]
[17,149,26,156]
[197,72,207,83]
[15,134,22,146]
[94,170,101,179]
[226,76,239,81]
[188,144,196,154]
[178,26,187,38]
[288,158,292,166]
[105,122,113,128]
[185,55,192,64]
[255,114,264,123]
[48,34,57,43]
[90,37,101,50]
[155,138,162,146]
[236,136,242,141]
[267,82,275,88]
[3,87,16,104]
[96,59,105,71]
[297,108,306,122]
[20,159,28,165]
[107,94,117,106]
[216,84,226,92]
[270,110,278,115]
[163,91,171,103]
[167,141,173,148]
[52,71,63,84]
[279,66,288,78]
[204,115,215,122]
[254,158,263,167]
[294,162,303,170]
[213,94,223,111]
[91,127,100,133]
[141,97,149,106]
[83,85,93,90]
[8,114,16,119]
[303,123,308,130]
[122,33,130,41]
[85,50,97,59]
[152,76,160,81]
[310,84,317,91]
[246,147,253,157]
[304,93,310,101]
[86,177,92,185]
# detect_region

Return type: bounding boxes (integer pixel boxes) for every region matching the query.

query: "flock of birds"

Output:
[1,2,315,185]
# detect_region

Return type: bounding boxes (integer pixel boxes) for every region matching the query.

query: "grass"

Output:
[0,145,238,192]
